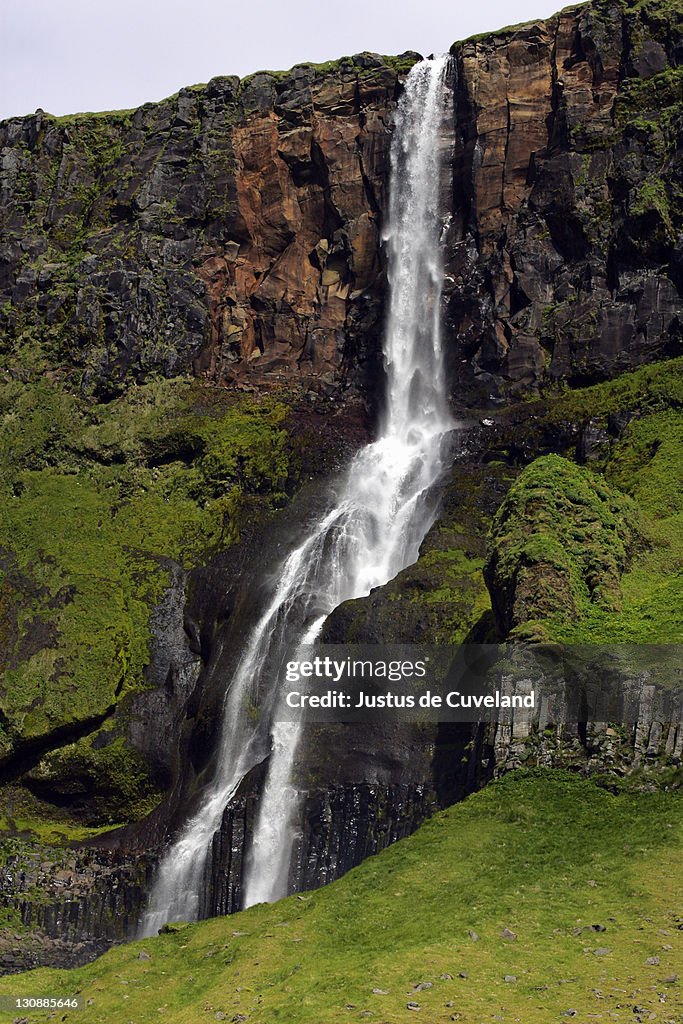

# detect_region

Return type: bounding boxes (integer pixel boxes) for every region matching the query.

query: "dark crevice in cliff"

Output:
[502,94,512,213]
[618,8,632,87]
[357,148,382,219]
[0,703,120,786]
[311,138,345,236]
[547,19,563,153]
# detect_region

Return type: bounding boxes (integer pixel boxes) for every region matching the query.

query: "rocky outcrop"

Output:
[484,454,641,639]
[491,689,683,780]
[322,431,507,644]
[1,1,681,404]
[0,839,154,972]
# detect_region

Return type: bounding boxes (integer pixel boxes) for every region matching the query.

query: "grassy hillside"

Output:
[0,770,680,1023]
[0,376,300,824]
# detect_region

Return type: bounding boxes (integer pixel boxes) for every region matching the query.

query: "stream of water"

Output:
[139,54,453,935]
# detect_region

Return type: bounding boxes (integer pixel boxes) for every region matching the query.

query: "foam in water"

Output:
[139,54,453,935]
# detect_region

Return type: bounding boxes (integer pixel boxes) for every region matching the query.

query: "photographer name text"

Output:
[284,689,536,710]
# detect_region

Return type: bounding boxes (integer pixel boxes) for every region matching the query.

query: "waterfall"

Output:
[139,54,453,936]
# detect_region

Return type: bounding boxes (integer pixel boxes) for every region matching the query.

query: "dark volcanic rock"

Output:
[0,56,411,403]
[1,0,681,404]
[443,0,683,402]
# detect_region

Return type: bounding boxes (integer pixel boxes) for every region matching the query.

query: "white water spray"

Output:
[139,54,453,934]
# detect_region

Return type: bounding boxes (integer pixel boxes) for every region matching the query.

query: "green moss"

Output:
[0,376,299,820]
[0,784,125,843]
[28,736,160,824]
[534,356,683,424]
[616,66,683,128]
[619,0,683,42]
[606,408,683,519]
[388,547,491,643]
[238,57,354,91]
[631,175,674,232]
[236,51,416,97]
[1,771,680,1023]
[52,109,135,126]
[379,53,421,74]
[552,401,683,641]
[486,455,643,640]
[613,64,683,231]
[0,467,157,746]
[486,368,683,642]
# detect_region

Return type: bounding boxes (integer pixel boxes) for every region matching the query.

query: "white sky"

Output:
[1,0,577,121]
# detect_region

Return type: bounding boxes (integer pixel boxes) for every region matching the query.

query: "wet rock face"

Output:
[127,561,203,801]
[203,721,494,919]
[1,2,681,404]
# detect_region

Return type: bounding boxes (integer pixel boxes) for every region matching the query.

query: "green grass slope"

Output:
[0,770,680,1023]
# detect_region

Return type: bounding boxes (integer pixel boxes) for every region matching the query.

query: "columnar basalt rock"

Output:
[0,842,154,972]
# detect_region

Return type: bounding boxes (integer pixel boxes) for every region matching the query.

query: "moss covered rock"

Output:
[484,455,642,639]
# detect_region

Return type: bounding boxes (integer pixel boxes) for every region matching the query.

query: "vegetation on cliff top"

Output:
[0,770,680,1023]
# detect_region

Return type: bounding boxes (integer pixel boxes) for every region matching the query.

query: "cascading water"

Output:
[139,54,453,936]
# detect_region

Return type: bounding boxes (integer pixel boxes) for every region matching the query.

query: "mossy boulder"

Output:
[484,455,642,639]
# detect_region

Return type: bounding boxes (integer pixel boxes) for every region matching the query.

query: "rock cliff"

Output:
[0,54,413,401]
[1,0,681,404]
[444,0,683,399]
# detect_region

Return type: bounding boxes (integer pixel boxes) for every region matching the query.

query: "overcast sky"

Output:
[1,0,576,121]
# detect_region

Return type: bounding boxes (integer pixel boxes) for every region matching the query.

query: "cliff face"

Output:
[0,55,411,399]
[1,0,681,404]
[445,0,683,399]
